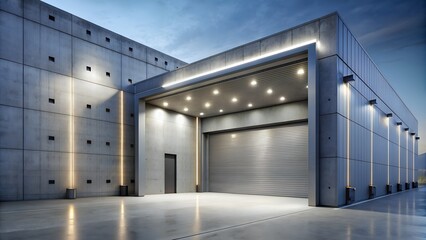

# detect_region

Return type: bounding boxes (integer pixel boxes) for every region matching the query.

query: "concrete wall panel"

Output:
[40,3,72,34]
[0,0,23,16]
[121,55,147,90]
[0,149,23,200]
[0,11,23,63]
[24,109,71,152]
[0,105,23,149]
[72,38,121,89]
[0,59,23,107]
[24,66,71,114]
[147,64,167,79]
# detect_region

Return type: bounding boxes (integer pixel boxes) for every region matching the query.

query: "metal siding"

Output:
[208,122,308,198]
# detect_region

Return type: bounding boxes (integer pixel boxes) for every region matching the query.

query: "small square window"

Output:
[87,179,92,184]
[130,144,134,148]
[129,47,133,52]
[48,136,55,141]
[86,66,91,71]
[106,108,110,112]
[105,37,110,42]
[48,180,55,184]
[48,15,55,21]
[106,72,110,77]
[87,140,92,144]
[130,113,134,118]
[154,57,158,62]
[165,61,168,66]
[86,104,91,109]
[106,179,111,183]
[128,79,132,84]
[49,98,55,104]
[86,29,91,35]
[106,141,110,146]
[48,56,55,62]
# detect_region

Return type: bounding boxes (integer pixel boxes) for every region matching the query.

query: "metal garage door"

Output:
[208,122,308,197]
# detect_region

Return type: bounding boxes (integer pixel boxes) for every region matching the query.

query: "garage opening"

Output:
[208,122,308,198]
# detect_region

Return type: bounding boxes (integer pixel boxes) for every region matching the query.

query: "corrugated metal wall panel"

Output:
[208,122,308,198]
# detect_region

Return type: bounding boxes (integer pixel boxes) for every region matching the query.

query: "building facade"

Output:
[0,0,420,207]
[0,0,186,200]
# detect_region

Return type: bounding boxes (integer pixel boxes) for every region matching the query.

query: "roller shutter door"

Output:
[208,122,308,197]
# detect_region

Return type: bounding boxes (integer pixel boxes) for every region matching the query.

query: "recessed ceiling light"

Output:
[250,80,257,86]
[163,102,169,107]
[267,89,273,94]
[231,134,236,138]
[183,107,188,112]
[280,96,285,101]
[231,97,238,102]
[219,109,223,113]
[205,102,211,108]
[213,89,219,95]
[297,69,305,75]
[200,112,204,116]
[248,103,253,108]
[186,96,192,101]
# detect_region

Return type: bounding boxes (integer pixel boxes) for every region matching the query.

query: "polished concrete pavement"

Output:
[0,188,425,240]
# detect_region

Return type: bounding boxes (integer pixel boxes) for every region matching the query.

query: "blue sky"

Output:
[42,0,426,153]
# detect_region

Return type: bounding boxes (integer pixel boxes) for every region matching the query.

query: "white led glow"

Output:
[250,80,257,86]
[186,96,192,101]
[213,89,219,95]
[163,102,169,107]
[162,39,317,88]
[280,96,285,101]
[219,109,223,113]
[248,103,253,107]
[199,112,204,116]
[184,107,188,112]
[267,89,273,94]
[205,102,211,108]
[231,97,238,103]
[297,69,305,75]
[231,134,236,138]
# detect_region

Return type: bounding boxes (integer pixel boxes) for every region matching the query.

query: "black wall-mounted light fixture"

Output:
[411,132,416,136]
[404,128,410,131]
[416,137,420,140]
[397,122,402,126]
[369,99,377,105]
[343,75,355,83]
[386,113,393,118]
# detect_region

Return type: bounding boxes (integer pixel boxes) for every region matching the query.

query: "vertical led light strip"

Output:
[387,117,390,185]
[120,91,124,186]
[69,78,75,189]
[195,117,199,188]
[369,105,374,186]
[346,83,350,187]
[398,125,401,184]
[412,135,415,182]
[406,131,408,183]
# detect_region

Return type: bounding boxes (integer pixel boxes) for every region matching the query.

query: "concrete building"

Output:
[0,0,186,200]
[0,0,421,207]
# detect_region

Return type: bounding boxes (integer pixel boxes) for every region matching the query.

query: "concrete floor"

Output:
[0,188,425,240]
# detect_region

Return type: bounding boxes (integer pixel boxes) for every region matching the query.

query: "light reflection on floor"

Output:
[0,188,424,240]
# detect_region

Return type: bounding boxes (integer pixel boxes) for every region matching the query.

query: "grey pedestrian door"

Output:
[165,154,176,193]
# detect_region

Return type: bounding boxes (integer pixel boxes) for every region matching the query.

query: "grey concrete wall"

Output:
[0,0,185,200]
[319,16,418,206]
[144,104,196,194]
